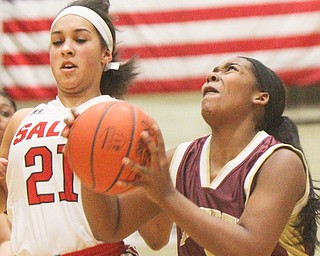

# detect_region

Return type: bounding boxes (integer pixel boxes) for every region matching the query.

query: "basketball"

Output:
[65,100,158,195]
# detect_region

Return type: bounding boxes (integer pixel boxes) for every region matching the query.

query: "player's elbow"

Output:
[145,239,169,251]
[139,230,171,251]
[92,223,135,244]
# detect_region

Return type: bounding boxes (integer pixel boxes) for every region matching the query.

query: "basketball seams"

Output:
[67,101,158,195]
[91,101,118,190]
[103,103,136,193]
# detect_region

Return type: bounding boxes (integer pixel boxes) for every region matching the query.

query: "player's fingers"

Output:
[122,157,138,169]
[141,130,163,172]
[116,180,135,189]
[141,125,168,174]
[61,125,70,138]
[117,176,149,188]
[64,116,75,129]
[140,130,158,154]
[0,158,8,167]
[116,169,147,188]
[70,108,80,118]
[63,109,79,129]
[62,109,80,138]
[153,123,166,156]
[62,118,74,139]
[122,157,149,175]
[151,124,169,171]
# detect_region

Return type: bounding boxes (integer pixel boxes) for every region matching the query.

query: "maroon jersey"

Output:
[170,131,309,256]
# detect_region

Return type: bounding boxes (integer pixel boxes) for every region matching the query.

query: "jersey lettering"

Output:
[57,144,78,202]
[13,121,64,145]
[47,121,60,137]
[26,145,78,205]
[26,146,54,205]
[13,123,32,145]
[180,207,238,256]
[26,122,49,140]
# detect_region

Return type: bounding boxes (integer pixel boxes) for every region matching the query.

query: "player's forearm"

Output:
[113,190,162,240]
[138,212,172,250]
[157,189,264,256]
[81,185,121,242]
[82,186,161,243]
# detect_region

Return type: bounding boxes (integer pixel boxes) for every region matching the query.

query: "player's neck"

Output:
[209,127,257,169]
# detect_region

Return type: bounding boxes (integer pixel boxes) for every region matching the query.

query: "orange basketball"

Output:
[65,101,158,195]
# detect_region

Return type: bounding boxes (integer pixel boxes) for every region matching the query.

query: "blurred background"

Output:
[1,0,319,255]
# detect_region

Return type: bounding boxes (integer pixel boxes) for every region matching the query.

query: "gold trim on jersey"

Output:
[243,142,310,256]
[173,131,310,256]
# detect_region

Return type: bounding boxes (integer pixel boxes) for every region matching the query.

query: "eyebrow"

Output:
[51,28,91,35]
[212,62,241,72]
[0,103,14,108]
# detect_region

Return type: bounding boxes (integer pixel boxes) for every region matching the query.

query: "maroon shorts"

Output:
[61,241,139,256]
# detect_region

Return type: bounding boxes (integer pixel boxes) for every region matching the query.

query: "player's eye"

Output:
[226,65,238,72]
[76,38,87,44]
[0,110,13,118]
[51,39,64,46]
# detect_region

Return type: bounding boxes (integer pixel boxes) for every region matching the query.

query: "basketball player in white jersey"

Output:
[0,0,139,255]
[73,57,320,256]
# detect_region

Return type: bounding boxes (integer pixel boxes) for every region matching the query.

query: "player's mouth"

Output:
[203,85,220,97]
[61,62,77,70]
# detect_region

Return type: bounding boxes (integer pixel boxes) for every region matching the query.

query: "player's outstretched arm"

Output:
[138,212,172,250]
[81,185,162,242]
[137,146,176,250]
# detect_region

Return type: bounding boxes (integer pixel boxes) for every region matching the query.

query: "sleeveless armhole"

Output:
[169,141,192,188]
[244,144,310,215]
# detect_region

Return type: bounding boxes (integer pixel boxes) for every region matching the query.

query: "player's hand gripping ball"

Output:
[65,101,158,195]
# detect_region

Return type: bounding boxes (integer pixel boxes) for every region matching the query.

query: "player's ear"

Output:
[101,49,112,65]
[253,92,269,106]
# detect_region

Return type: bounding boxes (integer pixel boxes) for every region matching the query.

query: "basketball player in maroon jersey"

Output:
[135,57,320,256]
[78,57,319,256]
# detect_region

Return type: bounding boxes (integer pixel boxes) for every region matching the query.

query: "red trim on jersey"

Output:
[61,241,138,256]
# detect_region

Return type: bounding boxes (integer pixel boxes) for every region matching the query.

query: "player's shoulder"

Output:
[265,146,305,170]
[0,108,34,156]
[10,108,34,126]
[259,146,306,192]
[13,108,34,117]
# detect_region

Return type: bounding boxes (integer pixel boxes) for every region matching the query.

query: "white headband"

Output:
[51,6,114,53]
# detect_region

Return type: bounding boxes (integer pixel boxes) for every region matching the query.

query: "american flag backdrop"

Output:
[1,0,320,100]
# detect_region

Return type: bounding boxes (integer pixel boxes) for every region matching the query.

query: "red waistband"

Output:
[62,241,126,256]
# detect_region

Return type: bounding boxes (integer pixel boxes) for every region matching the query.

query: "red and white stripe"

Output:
[1,0,320,100]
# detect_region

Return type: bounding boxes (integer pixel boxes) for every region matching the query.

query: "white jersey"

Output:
[6,96,117,256]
